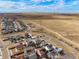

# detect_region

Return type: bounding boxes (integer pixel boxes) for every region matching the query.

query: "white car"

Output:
[0,48,3,59]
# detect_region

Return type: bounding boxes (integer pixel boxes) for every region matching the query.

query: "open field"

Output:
[28,20,79,44]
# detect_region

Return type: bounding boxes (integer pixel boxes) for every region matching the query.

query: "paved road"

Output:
[0,29,10,59]
[0,40,9,59]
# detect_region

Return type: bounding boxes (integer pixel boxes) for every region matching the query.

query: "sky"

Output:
[0,0,79,13]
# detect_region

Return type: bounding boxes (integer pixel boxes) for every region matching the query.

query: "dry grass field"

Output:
[31,20,79,44]
[15,13,79,44]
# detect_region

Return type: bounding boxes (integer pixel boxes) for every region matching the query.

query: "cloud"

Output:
[0,0,79,13]
[0,0,57,9]
[0,1,27,9]
[32,0,43,2]
[0,1,14,8]
[31,0,52,2]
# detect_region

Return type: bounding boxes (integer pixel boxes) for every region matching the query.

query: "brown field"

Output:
[30,20,79,44]
[16,15,79,43]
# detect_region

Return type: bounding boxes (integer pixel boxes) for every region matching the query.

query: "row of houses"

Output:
[1,17,30,34]
[7,33,64,59]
